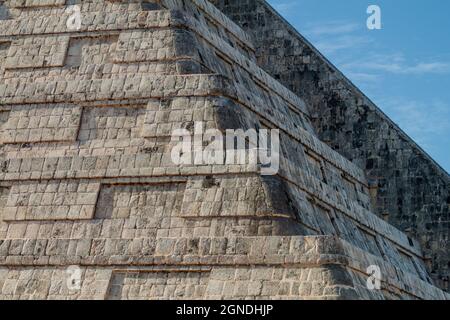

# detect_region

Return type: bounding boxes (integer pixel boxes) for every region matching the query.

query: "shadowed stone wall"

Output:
[210,0,450,292]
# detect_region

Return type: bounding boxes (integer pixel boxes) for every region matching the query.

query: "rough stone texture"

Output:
[211,0,450,292]
[0,0,448,300]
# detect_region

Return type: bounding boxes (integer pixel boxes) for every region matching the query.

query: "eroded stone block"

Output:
[0,105,82,144]
[2,180,100,221]
[106,270,209,300]
[95,183,185,220]
[4,36,69,69]
[7,0,66,8]
[78,106,146,141]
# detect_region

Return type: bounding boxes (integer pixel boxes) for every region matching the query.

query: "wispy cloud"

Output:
[342,54,450,75]
[304,22,359,36]
[344,72,380,83]
[272,1,301,16]
[379,98,450,148]
[315,35,372,54]
[301,20,449,142]
[301,20,372,55]
[267,0,450,172]
[301,20,450,80]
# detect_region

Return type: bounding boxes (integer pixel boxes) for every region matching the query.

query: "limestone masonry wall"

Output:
[211,0,450,292]
[0,0,448,299]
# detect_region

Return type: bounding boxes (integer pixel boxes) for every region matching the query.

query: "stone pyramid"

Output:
[0,0,448,299]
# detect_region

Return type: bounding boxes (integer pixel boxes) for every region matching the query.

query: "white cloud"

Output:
[272,1,301,16]
[305,22,359,36]
[268,1,450,172]
[341,54,450,75]
[301,20,450,78]
[300,20,372,55]
[344,72,380,83]
[315,35,372,54]
[379,98,450,147]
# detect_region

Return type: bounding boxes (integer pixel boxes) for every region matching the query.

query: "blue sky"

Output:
[268,0,450,174]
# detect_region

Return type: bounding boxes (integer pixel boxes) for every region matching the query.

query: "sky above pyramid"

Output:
[269,0,450,174]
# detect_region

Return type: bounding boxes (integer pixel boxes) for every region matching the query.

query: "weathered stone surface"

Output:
[211,0,450,293]
[0,0,448,300]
